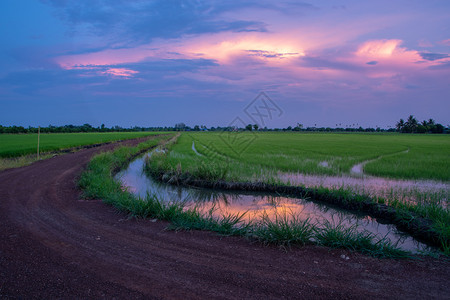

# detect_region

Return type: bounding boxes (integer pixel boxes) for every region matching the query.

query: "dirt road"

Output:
[0,138,448,299]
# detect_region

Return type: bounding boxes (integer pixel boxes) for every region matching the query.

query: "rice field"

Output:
[0,132,164,158]
[160,132,450,181]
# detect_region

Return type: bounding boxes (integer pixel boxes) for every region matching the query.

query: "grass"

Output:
[250,210,315,248]
[176,132,449,181]
[0,153,56,171]
[364,139,450,180]
[0,131,164,158]
[169,206,250,236]
[78,134,174,200]
[315,219,410,258]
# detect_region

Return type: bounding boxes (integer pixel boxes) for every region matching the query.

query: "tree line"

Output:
[396,115,445,133]
[0,124,170,134]
[1,117,448,134]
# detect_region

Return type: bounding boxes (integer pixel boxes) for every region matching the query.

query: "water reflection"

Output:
[116,153,437,253]
[278,172,449,206]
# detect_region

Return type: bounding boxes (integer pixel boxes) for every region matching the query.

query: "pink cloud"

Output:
[181,32,306,64]
[69,65,139,78]
[54,29,449,96]
[438,39,450,46]
[356,39,405,58]
[100,68,138,77]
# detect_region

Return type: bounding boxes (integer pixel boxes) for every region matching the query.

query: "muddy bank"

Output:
[147,169,447,250]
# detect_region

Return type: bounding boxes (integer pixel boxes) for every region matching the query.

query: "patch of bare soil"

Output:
[0,137,448,299]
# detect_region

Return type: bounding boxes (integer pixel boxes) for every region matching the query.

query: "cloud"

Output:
[41,0,268,46]
[299,56,363,71]
[1,57,220,96]
[356,39,403,58]
[99,68,138,77]
[245,49,299,59]
[419,52,450,61]
[0,67,104,95]
[366,61,378,65]
[428,61,450,70]
[354,39,428,69]
[438,39,450,46]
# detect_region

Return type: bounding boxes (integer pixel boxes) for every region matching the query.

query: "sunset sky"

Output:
[1,0,449,128]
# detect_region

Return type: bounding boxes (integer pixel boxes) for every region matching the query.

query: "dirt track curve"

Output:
[1,137,449,299]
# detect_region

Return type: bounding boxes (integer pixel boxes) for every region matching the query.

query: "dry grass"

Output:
[0,153,55,171]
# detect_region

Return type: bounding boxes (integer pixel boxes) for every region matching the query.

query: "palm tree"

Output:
[406,115,418,133]
[396,118,405,132]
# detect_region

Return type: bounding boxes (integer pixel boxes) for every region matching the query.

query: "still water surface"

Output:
[116,153,437,253]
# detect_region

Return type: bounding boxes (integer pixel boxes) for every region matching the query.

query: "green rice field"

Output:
[163,132,449,181]
[0,132,163,158]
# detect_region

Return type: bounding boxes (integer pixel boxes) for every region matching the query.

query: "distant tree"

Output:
[395,116,446,134]
[396,118,405,132]
[253,124,259,131]
[435,123,444,134]
[405,115,418,133]
[294,123,303,131]
[175,123,186,131]
[416,124,427,133]
[193,125,200,131]
[245,124,253,131]
[81,123,93,132]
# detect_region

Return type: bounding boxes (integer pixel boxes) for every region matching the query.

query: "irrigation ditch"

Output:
[144,139,448,253]
[146,167,445,250]
[80,135,448,256]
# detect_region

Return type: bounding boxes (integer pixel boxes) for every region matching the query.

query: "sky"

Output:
[1,0,449,128]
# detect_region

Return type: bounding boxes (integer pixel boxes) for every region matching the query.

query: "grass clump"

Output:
[250,211,315,248]
[316,219,411,258]
[169,206,250,236]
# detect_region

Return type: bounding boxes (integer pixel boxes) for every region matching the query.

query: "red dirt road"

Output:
[1,138,449,299]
